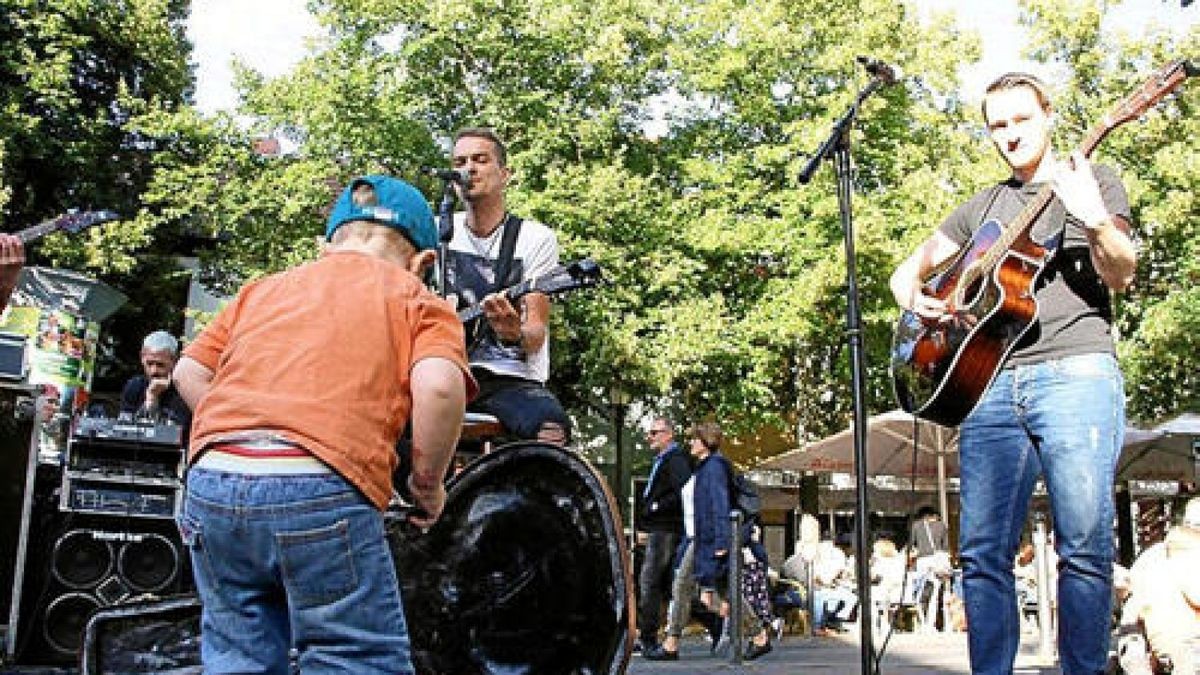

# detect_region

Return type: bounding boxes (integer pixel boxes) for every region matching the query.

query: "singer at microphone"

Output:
[441,127,572,447]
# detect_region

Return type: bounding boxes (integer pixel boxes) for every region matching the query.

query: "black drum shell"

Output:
[388,441,633,675]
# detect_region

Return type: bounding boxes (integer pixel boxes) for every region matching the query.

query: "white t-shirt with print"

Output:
[445,212,559,383]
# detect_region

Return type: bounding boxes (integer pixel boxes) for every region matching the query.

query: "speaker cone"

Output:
[52,529,114,589]
[118,533,179,592]
[43,592,100,654]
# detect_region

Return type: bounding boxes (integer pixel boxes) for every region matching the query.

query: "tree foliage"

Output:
[128,0,1198,464]
[0,0,193,386]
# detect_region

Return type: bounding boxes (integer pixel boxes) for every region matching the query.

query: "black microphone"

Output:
[857,56,902,86]
[423,167,471,185]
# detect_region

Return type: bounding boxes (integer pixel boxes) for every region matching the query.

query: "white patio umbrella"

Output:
[757,411,1173,518]
[758,410,959,518]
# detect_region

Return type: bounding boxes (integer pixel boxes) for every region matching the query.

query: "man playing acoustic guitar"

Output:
[445,127,571,445]
[889,72,1137,674]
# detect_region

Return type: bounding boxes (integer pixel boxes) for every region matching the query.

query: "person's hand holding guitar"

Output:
[0,233,25,307]
[481,292,524,346]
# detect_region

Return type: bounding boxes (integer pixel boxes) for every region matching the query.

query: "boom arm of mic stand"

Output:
[797,78,884,184]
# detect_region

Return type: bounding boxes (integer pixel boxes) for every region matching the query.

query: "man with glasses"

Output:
[638,417,692,658]
[444,127,570,445]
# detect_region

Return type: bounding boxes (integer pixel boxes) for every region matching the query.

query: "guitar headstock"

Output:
[1105,60,1196,130]
[54,210,121,234]
[532,258,604,296]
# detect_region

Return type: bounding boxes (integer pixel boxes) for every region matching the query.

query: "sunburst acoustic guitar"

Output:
[891,60,1197,427]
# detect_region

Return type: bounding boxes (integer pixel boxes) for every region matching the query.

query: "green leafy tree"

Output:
[135,0,1198,468]
[0,0,193,388]
[131,0,984,463]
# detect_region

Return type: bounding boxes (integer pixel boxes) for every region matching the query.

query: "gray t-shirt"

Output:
[937,163,1132,366]
[446,212,559,382]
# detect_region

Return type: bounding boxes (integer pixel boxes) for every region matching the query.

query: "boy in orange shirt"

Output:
[173,175,475,674]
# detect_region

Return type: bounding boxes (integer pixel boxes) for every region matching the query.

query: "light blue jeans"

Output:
[958,353,1124,675]
[179,468,413,674]
[812,587,858,629]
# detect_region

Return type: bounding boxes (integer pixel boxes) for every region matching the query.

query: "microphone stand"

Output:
[798,74,886,675]
[435,179,457,299]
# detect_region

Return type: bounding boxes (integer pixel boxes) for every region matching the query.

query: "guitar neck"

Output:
[457,280,534,323]
[977,118,1119,272]
[15,218,64,244]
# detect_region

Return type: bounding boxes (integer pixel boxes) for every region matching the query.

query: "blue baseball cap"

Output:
[325,175,437,251]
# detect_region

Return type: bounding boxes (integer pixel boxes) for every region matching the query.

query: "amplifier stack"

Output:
[4,415,191,666]
[62,416,185,520]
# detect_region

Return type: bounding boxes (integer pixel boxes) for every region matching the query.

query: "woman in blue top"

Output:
[687,421,773,660]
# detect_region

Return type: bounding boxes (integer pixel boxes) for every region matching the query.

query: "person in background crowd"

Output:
[653,422,771,661]
[871,536,908,632]
[909,506,950,571]
[808,535,859,636]
[739,519,776,659]
[1118,497,1200,675]
[638,416,693,658]
[909,506,952,629]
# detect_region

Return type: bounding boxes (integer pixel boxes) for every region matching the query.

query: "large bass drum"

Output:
[388,441,634,675]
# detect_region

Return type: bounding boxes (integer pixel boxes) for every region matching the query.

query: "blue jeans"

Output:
[470,372,572,441]
[958,353,1124,675]
[179,468,413,674]
[813,587,857,628]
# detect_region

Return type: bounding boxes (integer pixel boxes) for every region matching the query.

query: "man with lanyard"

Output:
[890,72,1137,674]
[445,127,571,445]
[637,417,692,657]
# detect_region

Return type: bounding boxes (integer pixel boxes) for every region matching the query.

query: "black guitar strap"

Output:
[492,214,524,292]
[466,214,524,354]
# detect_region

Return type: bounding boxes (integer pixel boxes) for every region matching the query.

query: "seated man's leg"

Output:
[471,374,571,445]
[811,589,829,629]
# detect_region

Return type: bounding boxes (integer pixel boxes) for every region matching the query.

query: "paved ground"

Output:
[0,625,1061,674]
[627,627,1062,674]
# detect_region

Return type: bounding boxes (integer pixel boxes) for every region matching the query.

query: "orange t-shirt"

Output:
[184,250,475,510]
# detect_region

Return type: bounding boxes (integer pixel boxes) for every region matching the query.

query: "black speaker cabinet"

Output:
[5,452,191,665]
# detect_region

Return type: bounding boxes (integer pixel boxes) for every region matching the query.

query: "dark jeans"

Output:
[470,371,571,442]
[638,530,681,643]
